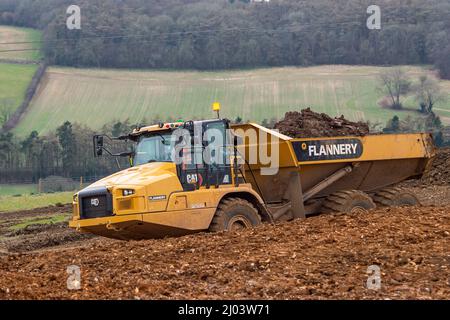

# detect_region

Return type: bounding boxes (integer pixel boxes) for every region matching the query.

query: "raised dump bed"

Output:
[232,123,436,218]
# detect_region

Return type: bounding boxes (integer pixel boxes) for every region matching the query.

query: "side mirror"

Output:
[93,135,104,157]
[233,134,243,147]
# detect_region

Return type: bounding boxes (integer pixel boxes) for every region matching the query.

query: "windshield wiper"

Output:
[154,133,168,145]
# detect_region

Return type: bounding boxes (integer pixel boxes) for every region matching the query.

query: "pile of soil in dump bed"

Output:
[274,108,370,138]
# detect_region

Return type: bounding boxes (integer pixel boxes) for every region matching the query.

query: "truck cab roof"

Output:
[129,119,230,140]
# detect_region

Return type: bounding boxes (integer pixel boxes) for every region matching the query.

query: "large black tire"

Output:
[209,198,262,232]
[372,187,420,207]
[321,190,376,214]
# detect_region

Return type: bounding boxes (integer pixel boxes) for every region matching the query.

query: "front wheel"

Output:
[209,198,262,232]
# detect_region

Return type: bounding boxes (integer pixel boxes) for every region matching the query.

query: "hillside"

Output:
[2,0,449,79]
[0,26,42,127]
[0,26,42,61]
[0,63,39,126]
[13,65,450,136]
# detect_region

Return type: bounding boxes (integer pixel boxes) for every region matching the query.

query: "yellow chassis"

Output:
[69,184,264,239]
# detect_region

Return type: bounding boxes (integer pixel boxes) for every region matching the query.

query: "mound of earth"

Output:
[402,148,450,187]
[274,108,370,138]
[2,224,96,253]
[0,206,99,253]
[421,148,450,186]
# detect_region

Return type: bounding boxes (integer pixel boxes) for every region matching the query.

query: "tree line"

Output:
[0,120,137,184]
[0,0,449,78]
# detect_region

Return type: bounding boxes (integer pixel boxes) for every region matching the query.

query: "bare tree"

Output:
[414,75,444,114]
[378,68,411,109]
[366,119,383,132]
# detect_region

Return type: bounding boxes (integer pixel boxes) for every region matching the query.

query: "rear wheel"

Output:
[321,190,376,214]
[372,187,420,207]
[209,198,261,232]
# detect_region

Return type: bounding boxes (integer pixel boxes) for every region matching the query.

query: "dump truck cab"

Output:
[70,118,266,239]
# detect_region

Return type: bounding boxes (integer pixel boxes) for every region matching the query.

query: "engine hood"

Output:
[88,162,178,187]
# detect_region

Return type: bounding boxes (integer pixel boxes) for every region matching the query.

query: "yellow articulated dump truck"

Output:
[69,111,435,240]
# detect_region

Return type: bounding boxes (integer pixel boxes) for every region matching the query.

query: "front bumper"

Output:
[69,207,216,240]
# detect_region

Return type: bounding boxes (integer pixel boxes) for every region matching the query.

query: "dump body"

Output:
[232,123,435,209]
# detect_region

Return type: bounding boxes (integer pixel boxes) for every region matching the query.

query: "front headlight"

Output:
[122,189,135,196]
[73,194,78,202]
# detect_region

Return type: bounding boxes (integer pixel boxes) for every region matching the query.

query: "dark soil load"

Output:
[274,108,370,138]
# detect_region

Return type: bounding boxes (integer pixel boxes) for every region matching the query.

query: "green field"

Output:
[0,26,42,125]
[0,26,42,61]
[12,65,450,136]
[8,214,68,231]
[0,192,73,212]
[0,63,39,124]
[0,184,37,196]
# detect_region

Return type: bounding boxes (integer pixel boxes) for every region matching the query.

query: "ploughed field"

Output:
[0,26,42,61]
[0,184,449,300]
[13,65,450,136]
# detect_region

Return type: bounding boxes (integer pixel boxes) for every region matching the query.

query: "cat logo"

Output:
[90,198,100,207]
[187,173,203,185]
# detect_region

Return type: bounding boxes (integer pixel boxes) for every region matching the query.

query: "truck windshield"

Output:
[134,133,174,166]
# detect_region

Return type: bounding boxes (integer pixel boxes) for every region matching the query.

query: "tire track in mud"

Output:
[0,205,100,254]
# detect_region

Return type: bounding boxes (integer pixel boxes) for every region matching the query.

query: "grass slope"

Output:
[0,62,39,123]
[13,65,450,136]
[0,184,37,196]
[0,192,73,212]
[0,26,42,61]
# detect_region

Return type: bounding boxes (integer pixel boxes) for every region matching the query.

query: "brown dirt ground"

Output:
[0,205,99,254]
[0,198,449,300]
